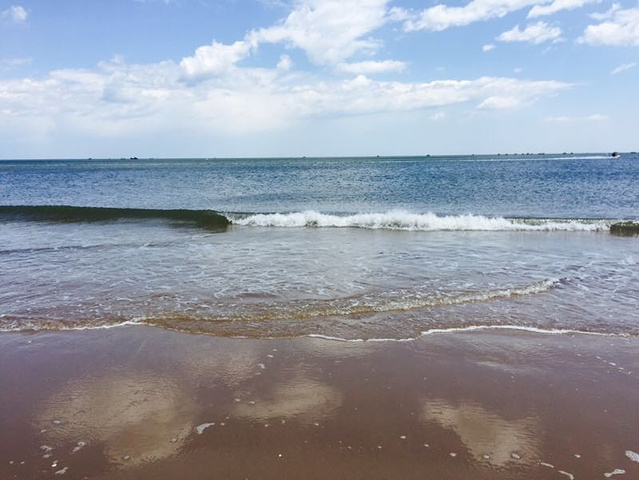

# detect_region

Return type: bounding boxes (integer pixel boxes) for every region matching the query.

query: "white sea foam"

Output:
[604,469,626,477]
[195,423,215,435]
[0,319,143,333]
[232,211,609,232]
[2,318,629,340]
[557,471,574,480]
[420,325,614,337]
[307,334,415,343]
[309,325,619,344]
[545,155,611,161]
[626,450,639,463]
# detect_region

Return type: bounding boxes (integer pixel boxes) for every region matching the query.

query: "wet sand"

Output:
[1,327,638,480]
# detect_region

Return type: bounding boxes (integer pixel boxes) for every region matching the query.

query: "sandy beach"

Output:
[1,326,637,480]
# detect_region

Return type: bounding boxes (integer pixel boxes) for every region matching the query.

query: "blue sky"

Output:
[1,0,638,158]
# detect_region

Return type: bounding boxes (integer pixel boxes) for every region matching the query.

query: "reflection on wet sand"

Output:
[177,343,263,386]
[37,373,196,467]
[233,375,342,423]
[298,336,376,358]
[421,399,541,466]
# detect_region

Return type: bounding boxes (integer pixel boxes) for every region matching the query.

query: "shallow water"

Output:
[1,155,638,338]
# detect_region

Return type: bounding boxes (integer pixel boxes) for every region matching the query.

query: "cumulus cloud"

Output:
[579,7,639,46]
[277,54,293,71]
[336,60,407,74]
[177,0,396,78]
[0,55,572,146]
[482,44,496,51]
[1,4,28,23]
[0,0,576,154]
[589,3,620,20]
[249,0,388,65]
[392,0,546,32]
[391,0,600,32]
[180,41,253,78]
[611,62,637,74]
[528,0,601,18]
[497,22,562,44]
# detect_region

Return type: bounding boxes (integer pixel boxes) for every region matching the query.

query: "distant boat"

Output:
[611,152,621,158]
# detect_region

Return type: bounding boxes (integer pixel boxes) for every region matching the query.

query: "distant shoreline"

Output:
[0,152,633,162]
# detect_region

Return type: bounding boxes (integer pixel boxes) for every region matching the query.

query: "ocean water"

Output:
[1,154,638,339]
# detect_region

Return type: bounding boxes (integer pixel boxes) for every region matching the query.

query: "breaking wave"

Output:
[1,206,617,232]
[231,211,610,232]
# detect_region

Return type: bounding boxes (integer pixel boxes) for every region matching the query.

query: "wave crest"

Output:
[232,211,609,232]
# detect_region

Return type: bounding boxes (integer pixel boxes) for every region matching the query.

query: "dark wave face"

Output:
[0,205,230,231]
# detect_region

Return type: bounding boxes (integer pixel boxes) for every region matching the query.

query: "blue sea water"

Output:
[1,154,638,339]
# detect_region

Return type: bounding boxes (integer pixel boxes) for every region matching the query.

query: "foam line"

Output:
[0,319,144,333]
[232,211,610,232]
[1,320,631,341]
[308,325,626,343]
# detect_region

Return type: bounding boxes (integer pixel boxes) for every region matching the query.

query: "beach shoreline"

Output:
[1,326,637,479]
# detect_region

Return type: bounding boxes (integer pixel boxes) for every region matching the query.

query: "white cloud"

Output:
[1,5,28,23]
[180,1,410,79]
[180,41,253,78]
[476,77,571,109]
[477,96,523,109]
[0,57,32,70]
[528,0,601,18]
[589,3,620,20]
[277,54,293,71]
[482,44,496,51]
[544,114,609,122]
[497,22,562,44]
[393,0,546,32]
[611,62,637,74]
[0,0,577,154]
[336,60,407,74]
[0,53,572,147]
[277,75,570,115]
[579,7,639,46]
[249,0,388,65]
[388,6,411,22]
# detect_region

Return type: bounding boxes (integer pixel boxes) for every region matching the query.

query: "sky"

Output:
[1,0,638,158]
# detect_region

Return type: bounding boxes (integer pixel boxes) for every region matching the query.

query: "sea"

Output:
[1,154,638,340]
